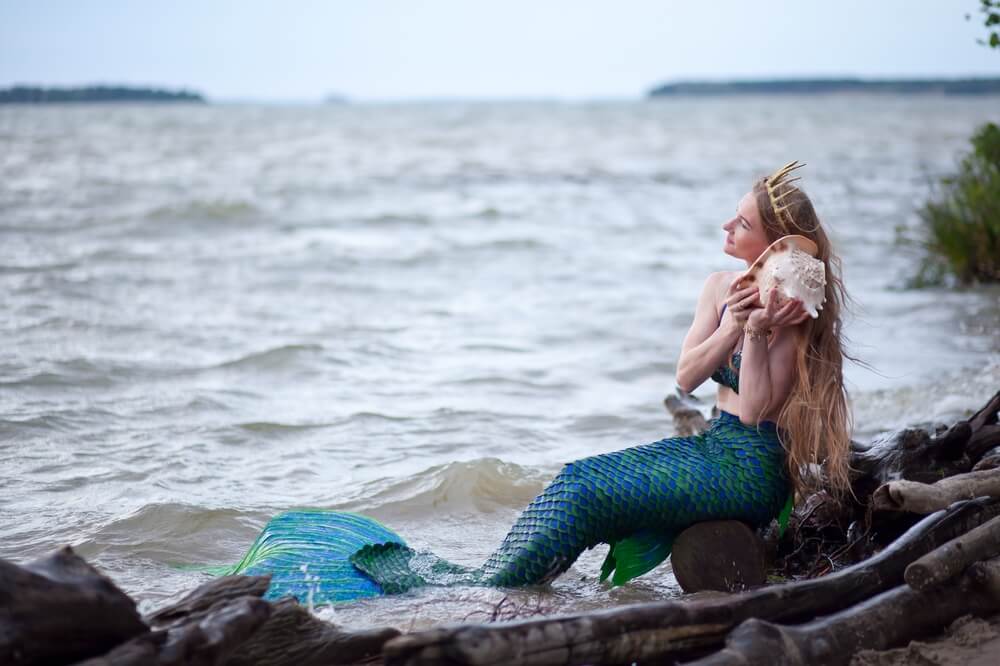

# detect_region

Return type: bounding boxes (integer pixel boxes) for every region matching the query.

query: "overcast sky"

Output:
[1,1,998,101]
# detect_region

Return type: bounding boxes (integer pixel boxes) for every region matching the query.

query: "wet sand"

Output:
[851,612,1000,666]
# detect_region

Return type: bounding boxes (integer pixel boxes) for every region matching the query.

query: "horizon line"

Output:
[4,73,1000,105]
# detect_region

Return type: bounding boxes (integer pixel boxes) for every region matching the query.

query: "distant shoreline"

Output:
[648,78,1000,97]
[0,85,206,104]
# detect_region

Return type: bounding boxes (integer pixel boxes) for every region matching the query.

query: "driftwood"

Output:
[766,390,1000,578]
[973,445,1000,471]
[147,575,272,627]
[2,553,400,666]
[381,497,1000,666]
[904,514,1000,591]
[872,468,1000,513]
[225,597,400,666]
[0,546,148,665]
[964,391,1000,460]
[664,389,713,436]
[690,555,1000,666]
[969,425,1000,461]
[851,390,1000,489]
[148,574,400,666]
[671,521,766,593]
[75,597,272,666]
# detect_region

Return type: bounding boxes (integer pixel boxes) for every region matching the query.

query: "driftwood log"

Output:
[146,574,400,666]
[147,575,272,626]
[767,389,1000,578]
[872,468,1000,513]
[224,597,400,666]
[664,389,713,436]
[671,520,766,593]
[974,445,1000,471]
[691,556,1000,666]
[0,553,400,666]
[0,546,148,665]
[851,390,999,491]
[381,497,1000,666]
[904,514,1000,591]
[75,597,272,666]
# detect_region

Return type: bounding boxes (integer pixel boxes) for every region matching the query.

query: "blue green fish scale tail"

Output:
[477,411,790,586]
[224,510,407,602]
[229,412,790,604]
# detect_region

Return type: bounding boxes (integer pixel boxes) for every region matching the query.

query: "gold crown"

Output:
[764,160,806,231]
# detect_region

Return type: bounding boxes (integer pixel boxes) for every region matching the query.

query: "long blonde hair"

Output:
[752,178,858,500]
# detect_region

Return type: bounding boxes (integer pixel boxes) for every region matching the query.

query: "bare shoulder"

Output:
[703,271,737,307]
[703,271,735,291]
[709,270,741,285]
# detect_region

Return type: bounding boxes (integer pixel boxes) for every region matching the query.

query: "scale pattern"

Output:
[229,411,790,604]
[225,510,405,602]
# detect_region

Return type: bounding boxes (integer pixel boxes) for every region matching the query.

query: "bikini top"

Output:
[710,303,742,393]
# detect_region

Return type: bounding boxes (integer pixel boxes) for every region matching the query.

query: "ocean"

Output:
[1,96,998,628]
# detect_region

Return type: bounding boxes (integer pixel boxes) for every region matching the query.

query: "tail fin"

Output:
[599,529,675,587]
[227,509,406,605]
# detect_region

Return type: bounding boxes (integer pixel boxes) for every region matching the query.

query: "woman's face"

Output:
[722,191,771,265]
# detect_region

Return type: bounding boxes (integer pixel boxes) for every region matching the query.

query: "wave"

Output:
[210,343,324,371]
[0,371,88,388]
[605,361,673,382]
[1,344,326,390]
[438,375,574,392]
[235,421,330,434]
[450,237,549,253]
[0,358,129,388]
[69,460,550,564]
[146,198,261,222]
[0,261,78,274]
[360,213,433,227]
[460,342,532,354]
[340,457,550,518]
[0,412,102,434]
[75,503,267,564]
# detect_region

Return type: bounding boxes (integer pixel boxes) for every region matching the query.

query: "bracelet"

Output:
[744,324,772,342]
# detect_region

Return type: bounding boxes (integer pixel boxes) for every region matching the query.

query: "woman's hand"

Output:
[724,279,761,327]
[747,286,810,330]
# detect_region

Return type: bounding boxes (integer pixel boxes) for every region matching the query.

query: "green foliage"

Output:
[967,0,1000,49]
[912,123,1000,286]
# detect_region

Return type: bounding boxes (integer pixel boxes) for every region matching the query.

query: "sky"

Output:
[1,1,998,101]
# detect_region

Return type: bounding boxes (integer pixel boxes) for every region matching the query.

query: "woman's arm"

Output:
[737,288,809,424]
[675,273,743,393]
[737,327,795,424]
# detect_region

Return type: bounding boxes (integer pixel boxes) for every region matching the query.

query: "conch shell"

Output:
[735,235,826,318]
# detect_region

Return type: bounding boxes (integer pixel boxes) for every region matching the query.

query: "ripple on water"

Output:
[336,457,550,519]
[208,343,324,371]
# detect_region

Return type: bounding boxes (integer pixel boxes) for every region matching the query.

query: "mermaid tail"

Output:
[229,411,790,604]
[223,510,407,602]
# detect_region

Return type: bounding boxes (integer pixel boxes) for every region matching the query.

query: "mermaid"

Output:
[226,162,855,604]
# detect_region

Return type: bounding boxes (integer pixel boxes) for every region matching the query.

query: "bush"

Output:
[911,122,1000,286]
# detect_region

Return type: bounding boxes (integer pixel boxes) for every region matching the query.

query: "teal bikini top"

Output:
[711,303,741,393]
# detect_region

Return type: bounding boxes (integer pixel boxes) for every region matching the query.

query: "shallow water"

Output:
[1,97,998,628]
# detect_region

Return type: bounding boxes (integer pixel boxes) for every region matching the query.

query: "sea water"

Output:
[1,96,998,628]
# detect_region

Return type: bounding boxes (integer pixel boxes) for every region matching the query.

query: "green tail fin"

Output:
[600,529,674,587]
[777,492,794,539]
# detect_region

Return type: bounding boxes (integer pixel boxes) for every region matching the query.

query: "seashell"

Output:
[735,235,826,318]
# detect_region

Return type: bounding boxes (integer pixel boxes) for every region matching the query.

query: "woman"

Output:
[231,162,855,602]
[677,161,853,501]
